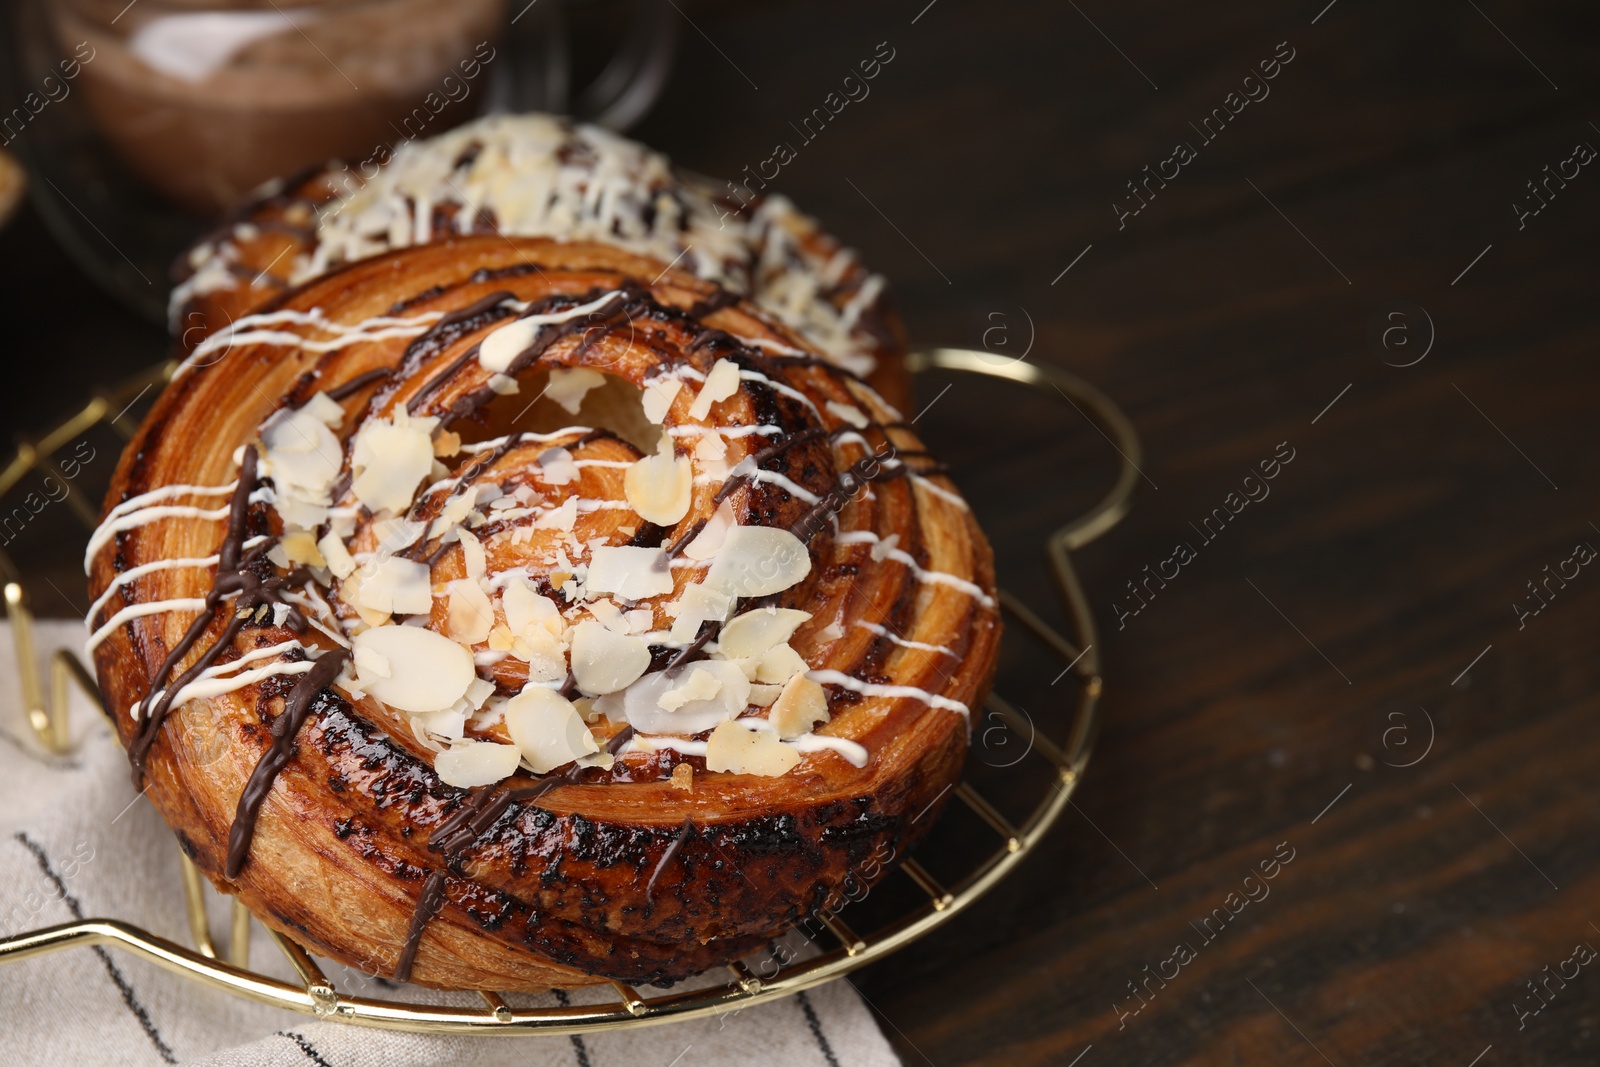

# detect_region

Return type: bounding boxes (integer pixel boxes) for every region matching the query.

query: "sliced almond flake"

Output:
[593,660,749,734]
[749,683,784,707]
[446,578,494,644]
[623,449,693,525]
[370,516,426,554]
[585,597,630,634]
[351,412,438,515]
[693,434,730,480]
[281,529,325,567]
[684,500,736,560]
[488,373,520,395]
[505,686,599,773]
[433,429,462,457]
[535,496,579,531]
[641,377,683,424]
[547,367,608,414]
[705,719,801,777]
[434,739,522,787]
[537,446,578,486]
[870,533,901,562]
[487,624,515,652]
[770,673,830,739]
[569,620,650,694]
[427,486,480,541]
[660,667,723,711]
[353,556,432,615]
[302,391,344,426]
[352,643,392,682]
[502,576,563,638]
[826,400,870,428]
[351,624,475,713]
[668,583,732,643]
[478,317,539,373]
[587,545,674,600]
[318,532,357,579]
[625,608,654,633]
[458,527,487,580]
[688,358,741,419]
[703,525,812,598]
[261,408,341,499]
[670,763,694,790]
[465,676,496,709]
[755,642,809,684]
[717,607,812,660]
[694,432,727,461]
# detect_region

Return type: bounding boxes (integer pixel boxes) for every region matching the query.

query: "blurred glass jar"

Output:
[61,0,507,215]
[1,0,676,323]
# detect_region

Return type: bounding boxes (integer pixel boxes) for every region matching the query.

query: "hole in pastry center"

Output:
[455,368,660,455]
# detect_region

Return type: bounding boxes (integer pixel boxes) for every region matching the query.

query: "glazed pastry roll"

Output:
[89,236,999,991]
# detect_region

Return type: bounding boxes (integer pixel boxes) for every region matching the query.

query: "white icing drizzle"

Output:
[737,369,823,422]
[805,669,970,719]
[86,536,269,628]
[135,640,309,717]
[86,598,210,654]
[831,530,996,608]
[178,307,445,377]
[857,621,956,658]
[668,424,783,440]
[909,475,970,511]
[85,504,233,575]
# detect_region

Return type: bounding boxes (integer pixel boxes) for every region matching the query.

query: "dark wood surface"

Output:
[4,0,1599,1063]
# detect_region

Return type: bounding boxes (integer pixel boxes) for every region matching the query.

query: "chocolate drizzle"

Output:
[402,724,640,976]
[645,816,695,904]
[404,288,632,418]
[393,869,447,983]
[324,367,392,401]
[225,647,351,878]
[129,447,311,783]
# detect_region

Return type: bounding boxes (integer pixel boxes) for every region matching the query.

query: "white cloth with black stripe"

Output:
[0,621,902,1067]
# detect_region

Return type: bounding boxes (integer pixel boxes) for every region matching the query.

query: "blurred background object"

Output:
[0,0,677,321]
[0,147,23,228]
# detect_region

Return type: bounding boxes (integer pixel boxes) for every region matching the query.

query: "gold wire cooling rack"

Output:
[0,348,1139,1034]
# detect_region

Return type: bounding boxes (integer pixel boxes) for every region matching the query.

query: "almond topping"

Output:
[504,686,599,773]
[587,545,674,600]
[718,607,812,659]
[705,719,801,777]
[754,642,809,685]
[445,578,494,644]
[350,411,437,515]
[351,624,475,713]
[641,378,683,424]
[569,620,650,694]
[770,673,830,739]
[624,446,693,526]
[546,367,607,414]
[434,740,522,787]
[689,358,741,419]
[433,429,462,457]
[704,525,812,598]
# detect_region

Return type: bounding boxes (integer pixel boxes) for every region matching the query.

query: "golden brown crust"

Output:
[92,236,996,990]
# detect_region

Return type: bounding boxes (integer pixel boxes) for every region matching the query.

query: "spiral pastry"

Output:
[173,114,909,408]
[88,236,998,990]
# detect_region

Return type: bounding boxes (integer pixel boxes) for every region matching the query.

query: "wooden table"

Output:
[3,1,1597,1063]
